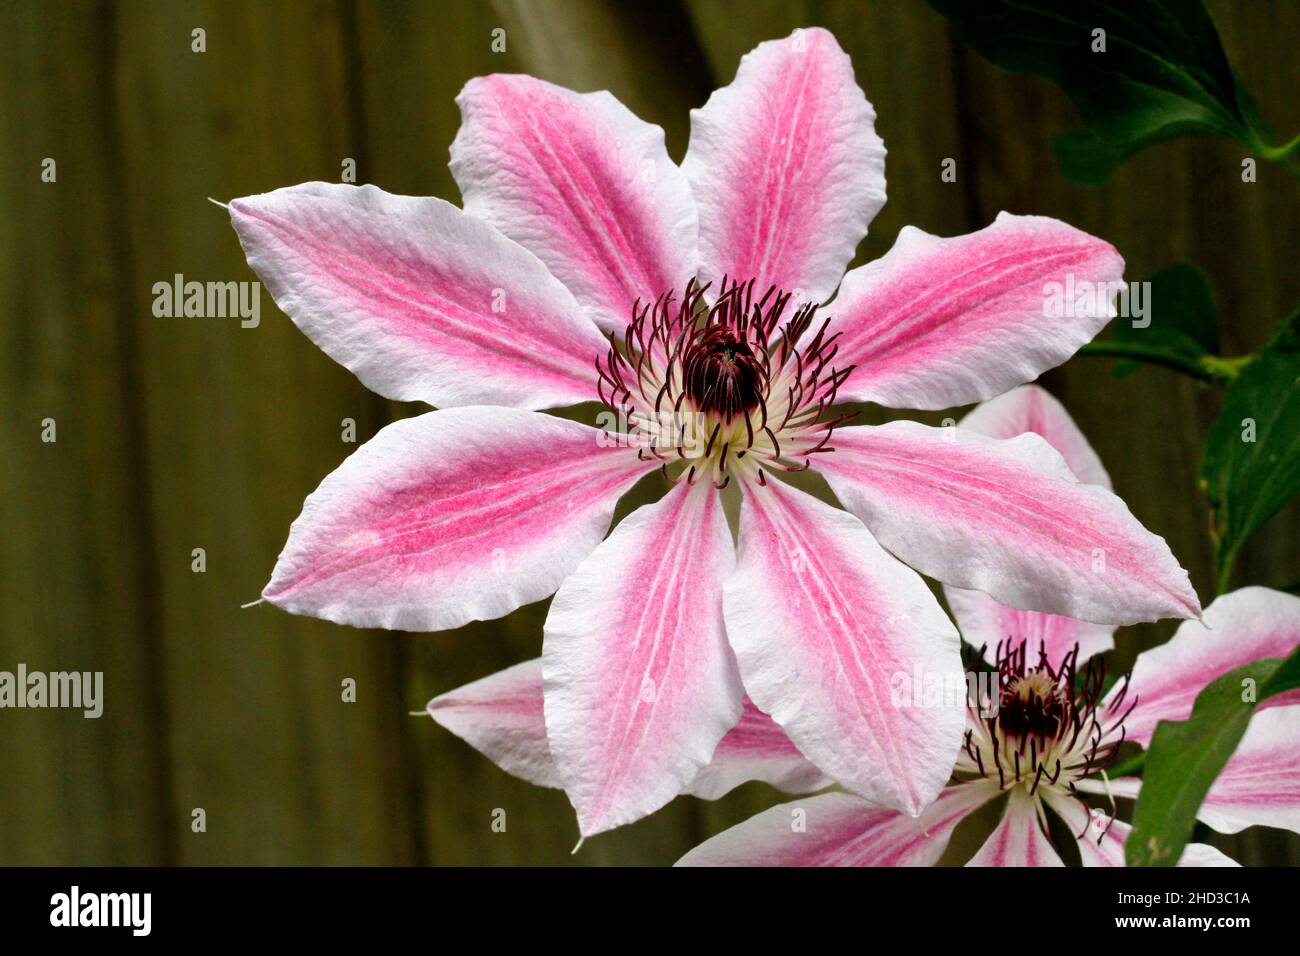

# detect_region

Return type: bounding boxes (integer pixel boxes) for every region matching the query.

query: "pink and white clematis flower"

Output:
[676,585,1300,867]
[226,28,1201,836]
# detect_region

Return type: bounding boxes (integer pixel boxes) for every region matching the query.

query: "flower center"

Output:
[958,643,1134,799]
[682,327,763,419]
[596,279,855,488]
[998,672,1069,740]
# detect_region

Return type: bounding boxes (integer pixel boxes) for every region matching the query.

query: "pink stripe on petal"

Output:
[686,697,832,800]
[829,214,1124,410]
[819,421,1201,626]
[452,75,699,333]
[967,789,1063,867]
[683,27,886,304]
[1115,587,1300,745]
[427,659,560,789]
[724,479,965,815]
[676,782,998,867]
[960,385,1111,488]
[1195,707,1300,836]
[263,407,651,631]
[229,183,607,410]
[543,481,743,837]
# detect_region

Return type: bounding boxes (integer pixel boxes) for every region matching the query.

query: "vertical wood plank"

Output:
[107,0,417,864]
[0,0,174,865]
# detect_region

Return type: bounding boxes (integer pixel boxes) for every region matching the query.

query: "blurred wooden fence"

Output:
[1,0,1296,865]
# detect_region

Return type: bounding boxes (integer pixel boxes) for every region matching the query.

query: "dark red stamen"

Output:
[966,641,1135,788]
[596,277,856,478]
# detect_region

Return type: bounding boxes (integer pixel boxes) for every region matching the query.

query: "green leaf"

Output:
[1110,263,1218,379]
[1126,645,1300,866]
[1200,309,1300,591]
[928,0,1271,182]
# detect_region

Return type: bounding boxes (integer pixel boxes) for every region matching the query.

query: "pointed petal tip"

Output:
[1173,583,1204,624]
[820,422,1207,628]
[258,578,279,605]
[830,216,1125,410]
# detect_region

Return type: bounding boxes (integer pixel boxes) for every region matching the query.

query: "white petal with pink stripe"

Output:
[967,788,1063,867]
[685,697,832,800]
[229,182,608,410]
[683,27,886,304]
[543,481,743,837]
[945,586,1116,668]
[429,658,830,808]
[1197,707,1300,835]
[1113,587,1300,744]
[829,214,1124,410]
[1085,707,1300,837]
[819,421,1201,625]
[452,74,699,333]
[263,406,652,631]
[960,384,1111,488]
[1044,792,1238,867]
[943,385,1116,666]
[677,782,998,867]
[427,659,560,790]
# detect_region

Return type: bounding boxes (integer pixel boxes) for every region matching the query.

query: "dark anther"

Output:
[682,326,764,419]
[997,673,1068,742]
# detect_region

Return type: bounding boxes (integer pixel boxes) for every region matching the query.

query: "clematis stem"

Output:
[1076,342,1253,384]
[1216,545,1242,597]
[1252,129,1300,161]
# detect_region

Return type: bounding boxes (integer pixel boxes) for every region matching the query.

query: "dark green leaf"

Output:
[1127,645,1300,866]
[1265,646,1300,698]
[929,0,1268,182]
[1200,309,1300,590]
[1111,263,1219,378]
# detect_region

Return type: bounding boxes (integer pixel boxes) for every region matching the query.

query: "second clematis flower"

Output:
[676,582,1300,867]
[226,28,1201,835]
[429,585,1300,865]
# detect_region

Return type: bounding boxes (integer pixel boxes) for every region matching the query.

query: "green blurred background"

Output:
[1,0,1296,865]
